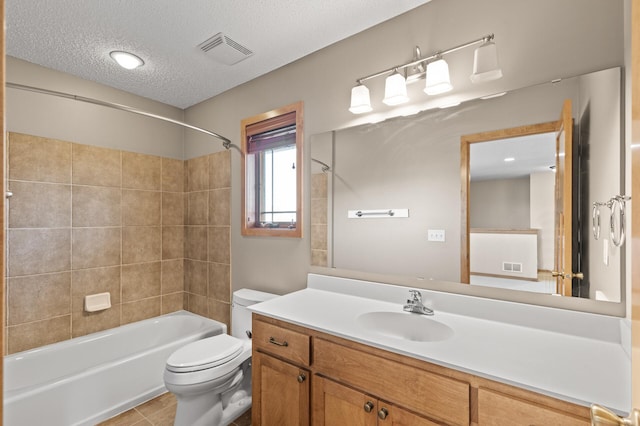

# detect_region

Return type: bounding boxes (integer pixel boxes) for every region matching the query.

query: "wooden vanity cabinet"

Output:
[252,319,311,426]
[313,375,439,426]
[252,314,591,426]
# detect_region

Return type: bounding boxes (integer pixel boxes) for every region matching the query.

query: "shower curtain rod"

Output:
[6,82,235,150]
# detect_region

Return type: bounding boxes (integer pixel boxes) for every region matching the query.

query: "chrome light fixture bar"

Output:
[349,34,502,114]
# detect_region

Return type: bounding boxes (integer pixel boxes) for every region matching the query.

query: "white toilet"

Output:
[164,289,278,426]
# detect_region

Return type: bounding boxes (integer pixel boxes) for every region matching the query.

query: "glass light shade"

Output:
[349,84,373,114]
[470,41,503,83]
[110,51,144,70]
[382,72,409,106]
[424,59,453,95]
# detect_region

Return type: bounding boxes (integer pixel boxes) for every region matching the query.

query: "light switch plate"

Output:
[428,229,445,242]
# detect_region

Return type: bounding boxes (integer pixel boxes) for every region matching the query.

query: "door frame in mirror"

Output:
[460,120,558,284]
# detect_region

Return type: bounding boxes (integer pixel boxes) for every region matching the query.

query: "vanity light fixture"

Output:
[110,51,145,70]
[470,38,503,83]
[349,83,373,113]
[424,57,452,95]
[382,70,409,106]
[348,33,502,114]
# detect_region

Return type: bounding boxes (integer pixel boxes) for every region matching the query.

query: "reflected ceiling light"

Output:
[110,51,144,70]
[470,39,503,83]
[348,83,373,114]
[504,157,515,162]
[348,33,502,114]
[425,58,452,95]
[382,70,409,106]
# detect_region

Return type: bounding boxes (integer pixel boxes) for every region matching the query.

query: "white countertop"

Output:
[249,274,631,413]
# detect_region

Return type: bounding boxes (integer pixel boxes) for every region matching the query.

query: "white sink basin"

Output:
[356,311,454,342]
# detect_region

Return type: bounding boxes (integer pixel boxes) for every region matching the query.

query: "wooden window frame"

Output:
[241,101,303,237]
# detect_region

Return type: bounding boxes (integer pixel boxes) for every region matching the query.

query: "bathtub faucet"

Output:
[403,290,434,315]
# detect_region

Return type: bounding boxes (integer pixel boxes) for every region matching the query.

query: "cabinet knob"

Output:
[297,373,306,383]
[378,408,389,420]
[364,401,374,413]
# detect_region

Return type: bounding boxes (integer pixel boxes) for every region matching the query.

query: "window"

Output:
[241,102,303,237]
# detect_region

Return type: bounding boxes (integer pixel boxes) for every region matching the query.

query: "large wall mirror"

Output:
[310,64,625,312]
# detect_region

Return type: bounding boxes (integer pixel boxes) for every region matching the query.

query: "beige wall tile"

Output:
[8,181,71,228]
[8,229,71,277]
[209,188,230,226]
[162,158,184,192]
[186,156,209,192]
[185,260,207,296]
[72,306,121,338]
[122,262,161,302]
[122,226,161,264]
[73,186,121,227]
[72,266,122,309]
[187,191,208,225]
[7,315,71,354]
[208,299,230,329]
[161,293,184,314]
[162,192,184,226]
[162,259,184,294]
[8,272,71,325]
[208,226,230,264]
[208,262,230,303]
[185,226,208,261]
[311,250,328,267]
[121,297,161,325]
[122,190,161,226]
[72,228,121,269]
[162,226,184,260]
[8,133,71,183]
[209,150,231,189]
[72,144,121,187]
[311,198,327,225]
[122,152,161,190]
[187,293,208,317]
[311,224,328,250]
[311,173,328,199]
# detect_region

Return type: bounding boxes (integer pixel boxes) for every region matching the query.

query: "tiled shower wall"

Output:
[5,132,231,354]
[310,173,328,267]
[183,153,232,326]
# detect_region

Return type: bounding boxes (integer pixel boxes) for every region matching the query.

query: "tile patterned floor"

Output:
[97,392,252,426]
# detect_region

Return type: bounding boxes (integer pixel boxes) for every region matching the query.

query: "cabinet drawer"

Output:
[253,319,310,366]
[313,338,469,426]
[478,388,589,426]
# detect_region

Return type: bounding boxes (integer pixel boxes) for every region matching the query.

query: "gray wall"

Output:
[470,178,531,229]
[6,58,185,159]
[182,0,623,294]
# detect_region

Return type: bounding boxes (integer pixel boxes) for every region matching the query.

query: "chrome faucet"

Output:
[403,290,434,315]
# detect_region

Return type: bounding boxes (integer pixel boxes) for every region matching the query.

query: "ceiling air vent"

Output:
[198,32,253,65]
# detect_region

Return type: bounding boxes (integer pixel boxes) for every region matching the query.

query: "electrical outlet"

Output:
[428,229,445,242]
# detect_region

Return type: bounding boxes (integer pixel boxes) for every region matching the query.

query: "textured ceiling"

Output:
[7,0,431,109]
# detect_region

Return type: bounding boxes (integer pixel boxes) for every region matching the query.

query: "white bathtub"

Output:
[4,310,226,426]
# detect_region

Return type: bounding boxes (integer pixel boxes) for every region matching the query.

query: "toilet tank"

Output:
[231,289,278,340]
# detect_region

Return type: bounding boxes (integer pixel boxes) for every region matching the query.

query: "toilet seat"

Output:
[166,334,244,373]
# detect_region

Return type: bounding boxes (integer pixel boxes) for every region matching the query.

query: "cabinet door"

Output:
[384,403,440,426]
[313,377,439,426]
[253,352,310,426]
[478,388,589,426]
[312,376,377,426]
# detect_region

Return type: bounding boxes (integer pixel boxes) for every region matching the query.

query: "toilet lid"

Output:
[166,334,244,373]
